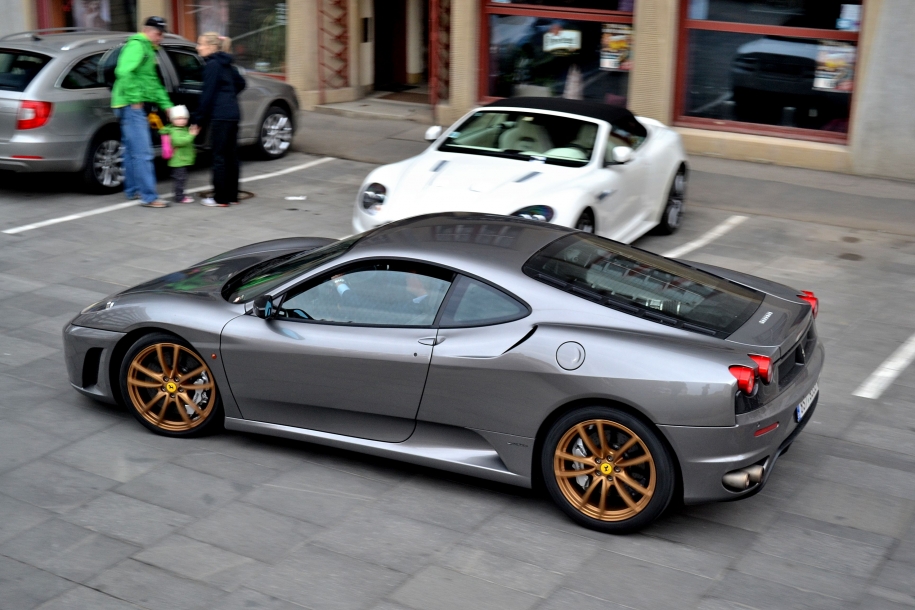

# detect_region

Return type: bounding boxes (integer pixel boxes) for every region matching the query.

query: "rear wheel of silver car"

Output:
[84,131,125,193]
[542,406,675,533]
[257,105,293,159]
[119,333,223,437]
[575,209,596,234]
[657,169,686,235]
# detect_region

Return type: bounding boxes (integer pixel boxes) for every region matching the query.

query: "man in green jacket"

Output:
[112,16,174,208]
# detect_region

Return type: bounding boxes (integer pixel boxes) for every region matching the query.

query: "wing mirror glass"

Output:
[609,146,633,165]
[253,295,276,319]
[424,125,443,142]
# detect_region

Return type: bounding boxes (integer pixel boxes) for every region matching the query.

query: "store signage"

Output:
[543,30,582,54]
[813,41,856,92]
[600,24,632,71]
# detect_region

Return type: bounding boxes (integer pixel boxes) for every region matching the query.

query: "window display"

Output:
[190,0,286,74]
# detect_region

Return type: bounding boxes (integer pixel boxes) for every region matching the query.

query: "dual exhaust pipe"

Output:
[722,464,765,491]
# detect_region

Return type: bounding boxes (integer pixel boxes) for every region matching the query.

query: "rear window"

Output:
[0,50,51,92]
[524,233,764,336]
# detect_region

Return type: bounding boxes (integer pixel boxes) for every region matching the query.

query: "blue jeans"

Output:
[115,106,159,203]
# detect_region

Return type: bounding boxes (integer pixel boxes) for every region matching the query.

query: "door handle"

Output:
[418,337,445,346]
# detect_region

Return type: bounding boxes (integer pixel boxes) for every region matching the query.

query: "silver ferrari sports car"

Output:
[64,214,823,532]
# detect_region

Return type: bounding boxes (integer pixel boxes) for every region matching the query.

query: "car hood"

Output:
[120,237,337,298]
[389,152,590,214]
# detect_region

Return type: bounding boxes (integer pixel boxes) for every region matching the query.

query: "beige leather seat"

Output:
[498,121,552,152]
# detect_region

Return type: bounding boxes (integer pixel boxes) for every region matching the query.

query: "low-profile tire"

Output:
[575,208,596,234]
[83,129,125,193]
[256,105,293,159]
[119,332,224,437]
[656,169,686,235]
[542,406,675,534]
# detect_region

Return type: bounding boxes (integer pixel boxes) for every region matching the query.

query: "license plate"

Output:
[796,383,818,422]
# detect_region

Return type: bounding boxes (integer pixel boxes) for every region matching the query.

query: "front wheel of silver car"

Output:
[542,406,675,533]
[83,132,125,193]
[257,105,293,159]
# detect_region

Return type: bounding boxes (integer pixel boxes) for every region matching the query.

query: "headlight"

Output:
[511,205,554,222]
[361,183,387,215]
[80,299,114,314]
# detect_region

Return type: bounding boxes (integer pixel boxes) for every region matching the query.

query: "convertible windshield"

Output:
[439,110,600,167]
[225,237,359,303]
[524,234,764,336]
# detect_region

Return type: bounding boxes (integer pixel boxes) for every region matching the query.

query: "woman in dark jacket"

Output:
[193,33,246,207]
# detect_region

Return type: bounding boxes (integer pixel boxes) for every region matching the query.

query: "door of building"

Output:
[373,0,408,90]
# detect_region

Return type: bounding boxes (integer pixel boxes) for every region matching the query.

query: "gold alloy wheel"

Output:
[553,419,656,521]
[126,343,217,432]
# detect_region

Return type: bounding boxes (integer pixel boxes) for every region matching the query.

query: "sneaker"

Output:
[176,197,194,204]
[200,197,229,207]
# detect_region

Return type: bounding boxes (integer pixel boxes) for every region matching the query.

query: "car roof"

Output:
[349,213,573,273]
[484,97,635,125]
[0,30,190,54]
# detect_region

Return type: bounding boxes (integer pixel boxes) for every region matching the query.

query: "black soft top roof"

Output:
[484,97,635,124]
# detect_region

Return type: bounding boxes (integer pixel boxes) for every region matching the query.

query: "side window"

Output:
[62,53,104,89]
[439,276,528,328]
[279,261,453,327]
[166,49,205,90]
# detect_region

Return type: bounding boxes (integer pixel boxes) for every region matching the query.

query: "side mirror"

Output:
[252,295,276,319]
[609,146,633,165]
[424,125,443,142]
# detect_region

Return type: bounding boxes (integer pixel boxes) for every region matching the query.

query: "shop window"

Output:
[676,0,862,142]
[41,0,137,31]
[185,0,287,75]
[482,1,634,105]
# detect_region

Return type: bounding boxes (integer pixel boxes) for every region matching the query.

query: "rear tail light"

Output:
[17,101,53,130]
[798,290,818,318]
[748,354,773,384]
[729,365,757,395]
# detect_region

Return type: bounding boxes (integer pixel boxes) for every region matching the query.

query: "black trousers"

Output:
[210,120,240,204]
[172,166,189,200]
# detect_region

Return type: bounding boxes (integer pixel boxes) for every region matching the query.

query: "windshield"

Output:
[524,234,764,336]
[0,50,51,92]
[224,237,359,303]
[439,110,600,168]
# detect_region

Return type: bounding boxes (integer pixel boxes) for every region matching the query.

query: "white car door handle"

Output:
[418,337,445,346]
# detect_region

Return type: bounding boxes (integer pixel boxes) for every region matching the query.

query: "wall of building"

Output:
[0,0,35,38]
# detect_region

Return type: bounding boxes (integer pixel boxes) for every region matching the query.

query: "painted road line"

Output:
[662,215,748,259]
[853,333,915,400]
[2,156,337,236]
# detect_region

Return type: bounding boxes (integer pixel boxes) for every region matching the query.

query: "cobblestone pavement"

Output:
[0,148,914,610]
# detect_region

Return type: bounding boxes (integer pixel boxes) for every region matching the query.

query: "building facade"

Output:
[4,0,913,180]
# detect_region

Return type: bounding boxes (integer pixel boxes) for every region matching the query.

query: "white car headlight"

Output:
[361,183,387,215]
[511,205,555,222]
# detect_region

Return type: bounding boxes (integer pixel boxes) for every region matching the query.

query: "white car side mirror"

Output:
[424,125,443,142]
[610,146,633,164]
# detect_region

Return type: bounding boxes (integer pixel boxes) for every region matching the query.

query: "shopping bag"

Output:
[161,134,173,160]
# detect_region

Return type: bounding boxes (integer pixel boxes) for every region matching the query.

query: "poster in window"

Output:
[72,0,111,29]
[813,42,855,92]
[543,24,582,55]
[600,24,631,71]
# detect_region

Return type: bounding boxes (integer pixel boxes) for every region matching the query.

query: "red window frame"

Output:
[478,1,633,105]
[673,1,863,144]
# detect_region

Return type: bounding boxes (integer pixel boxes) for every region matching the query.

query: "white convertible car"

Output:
[352,98,689,242]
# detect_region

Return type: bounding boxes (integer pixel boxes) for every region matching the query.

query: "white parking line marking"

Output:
[2,156,336,235]
[662,215,748,259]
[853,332,915,400]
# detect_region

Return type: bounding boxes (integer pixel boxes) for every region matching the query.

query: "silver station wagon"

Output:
[0,28,298,191]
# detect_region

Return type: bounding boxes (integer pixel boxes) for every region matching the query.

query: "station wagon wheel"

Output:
[83,131,124,193]
[542,407,674,533]
[257,105,292,159]
[119,333,223,437]
[575,208,595,234]
[657,168,686,235]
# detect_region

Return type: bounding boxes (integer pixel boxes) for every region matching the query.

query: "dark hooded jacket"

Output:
[193,52,246,125]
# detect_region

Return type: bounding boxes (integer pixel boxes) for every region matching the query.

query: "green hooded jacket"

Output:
[159,125,196,168]
[111,33,173,110]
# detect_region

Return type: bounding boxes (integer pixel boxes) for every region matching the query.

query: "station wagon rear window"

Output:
[0,50,51,92]
[524,233,764,336]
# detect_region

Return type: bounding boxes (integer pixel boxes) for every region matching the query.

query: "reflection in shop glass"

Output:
[687,0,862,31]
[490,0,634,11]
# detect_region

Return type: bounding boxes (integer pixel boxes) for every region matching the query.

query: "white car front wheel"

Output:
[657,169,686,235]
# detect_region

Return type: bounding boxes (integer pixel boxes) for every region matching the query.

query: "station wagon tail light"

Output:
[798,290,818,317]
[17,101,53,130]
[729,365,757,395]
[748,354,772,384]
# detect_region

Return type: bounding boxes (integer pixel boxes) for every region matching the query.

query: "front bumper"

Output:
[659,340,824,504]
[63,324,126,404]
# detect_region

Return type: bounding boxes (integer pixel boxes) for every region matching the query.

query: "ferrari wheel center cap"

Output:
[166,381,178,393]
[600,463,613,476]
